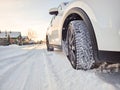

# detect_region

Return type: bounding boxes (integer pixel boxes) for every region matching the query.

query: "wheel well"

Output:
[62,13,83,41]
[61,8,99,62]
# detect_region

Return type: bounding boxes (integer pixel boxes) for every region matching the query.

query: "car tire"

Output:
[46,36,54,51]
[66,20,96,70]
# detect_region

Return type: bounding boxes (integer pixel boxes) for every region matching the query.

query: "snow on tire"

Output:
[67,20,95,70]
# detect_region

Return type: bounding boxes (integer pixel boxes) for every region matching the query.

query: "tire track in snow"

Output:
[0,45,50,90]
[2,60,34,90]
[0,45,37,76]
[0,45,38,61]
[0,51,28,62]
[23,49,49,90]
[0,47,37,89]
[43,50,65,90]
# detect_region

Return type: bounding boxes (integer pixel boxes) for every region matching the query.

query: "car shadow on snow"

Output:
[95,64,120,90]
[96,72,120,90]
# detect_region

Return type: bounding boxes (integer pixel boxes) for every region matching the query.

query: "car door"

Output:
[47,15,56,44]
[49,5,64,45]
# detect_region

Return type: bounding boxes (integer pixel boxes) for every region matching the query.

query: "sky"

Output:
[0,0,70,41]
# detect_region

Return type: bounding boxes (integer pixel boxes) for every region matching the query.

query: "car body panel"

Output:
[47,2,69,45]
[47,0,120,52]
[61,0,120,51]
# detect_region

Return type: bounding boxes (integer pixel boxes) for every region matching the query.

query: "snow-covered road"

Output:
[0,44,120,90]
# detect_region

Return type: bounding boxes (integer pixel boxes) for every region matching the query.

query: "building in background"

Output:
[8,32,22,45]
[22,36,30,45]
[0,31,22,45]
[0,31,9,45]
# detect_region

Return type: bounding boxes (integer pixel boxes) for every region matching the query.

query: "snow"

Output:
[0,44,120,90]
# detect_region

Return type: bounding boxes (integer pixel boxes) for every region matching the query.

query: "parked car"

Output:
[46,0,120,70]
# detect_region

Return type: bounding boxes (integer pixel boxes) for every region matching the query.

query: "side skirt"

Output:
[98,50,120,63]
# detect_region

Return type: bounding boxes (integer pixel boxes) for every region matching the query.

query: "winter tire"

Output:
[66,20,95,70]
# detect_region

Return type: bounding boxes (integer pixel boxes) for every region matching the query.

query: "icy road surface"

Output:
[0,44,120,90]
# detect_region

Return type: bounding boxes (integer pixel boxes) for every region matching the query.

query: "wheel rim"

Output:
[67,28,76,68]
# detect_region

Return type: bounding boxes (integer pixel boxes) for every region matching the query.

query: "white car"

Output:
[46,0,120,70]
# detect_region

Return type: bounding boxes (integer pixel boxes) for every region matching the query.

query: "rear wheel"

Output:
[46,36,54,51]
[66,20,96,70]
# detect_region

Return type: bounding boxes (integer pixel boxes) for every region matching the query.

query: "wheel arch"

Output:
[61,7,99,61]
